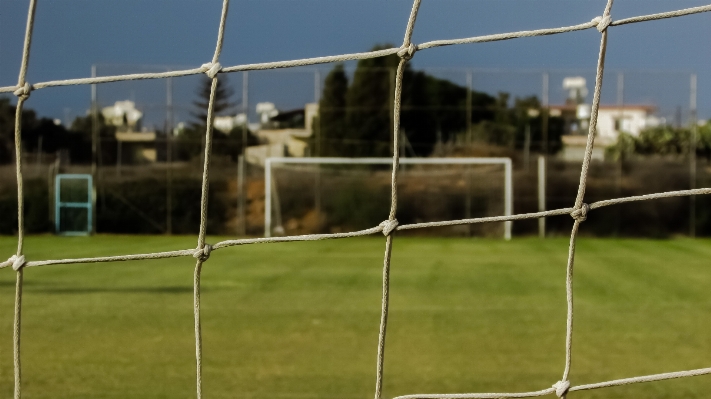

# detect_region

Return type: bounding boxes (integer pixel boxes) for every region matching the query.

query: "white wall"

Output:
[596,108,658,141]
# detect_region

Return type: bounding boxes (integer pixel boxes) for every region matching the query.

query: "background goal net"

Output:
[2,0,711,398]
[265,157,512,239]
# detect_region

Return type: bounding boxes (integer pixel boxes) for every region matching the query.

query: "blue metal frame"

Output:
[55,174,93,235]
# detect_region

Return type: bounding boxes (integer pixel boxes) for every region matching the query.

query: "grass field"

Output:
[1,235,710,399]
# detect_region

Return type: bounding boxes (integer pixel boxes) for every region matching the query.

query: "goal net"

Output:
[54,174,93,235]
[265,157,512,239]
[3,1,711,399]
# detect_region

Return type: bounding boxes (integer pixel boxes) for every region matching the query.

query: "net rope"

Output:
[4,0,711,398]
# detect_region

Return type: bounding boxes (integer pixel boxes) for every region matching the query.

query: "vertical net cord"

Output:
[12,1,38,399]
[194,1,230,398]
[560,0,614,396]
[13,100,26,399]
[374,2,421,399]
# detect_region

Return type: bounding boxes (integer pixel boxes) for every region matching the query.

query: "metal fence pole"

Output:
[116,141,122,176]
[314,69,322,218]
[90,65,98,234]
[524,124,531,172]
[166,75,173,235]
[690,73,697,237]
[615,72,624,236]
[237,155,245,236]
[264,159,272,238]
[504,159,513,240]
[542,72,549,156]
[538,155,546,238]
[239,71,249,236]
[465,70,473,236]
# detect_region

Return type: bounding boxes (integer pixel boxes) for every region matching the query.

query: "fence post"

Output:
[542,72,549,156]
[538,155,546,238]
[264,159,272,238]
[690,73,697,237]
[240,71,249,236]
[314,69,322,218]
[504,159,513,240]
[465,70,473,236]
[237,155,245,236]
[166,76,173,235]
[615,72,624,236]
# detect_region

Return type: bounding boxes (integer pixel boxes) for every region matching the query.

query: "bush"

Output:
[0,178,50,234]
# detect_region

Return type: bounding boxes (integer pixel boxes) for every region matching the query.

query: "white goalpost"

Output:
[264,157,513,240]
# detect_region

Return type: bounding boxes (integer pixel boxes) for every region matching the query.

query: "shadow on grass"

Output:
[0,283,199,294]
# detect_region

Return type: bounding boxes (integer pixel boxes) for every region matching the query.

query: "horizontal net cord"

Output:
[393,387,556,399]
[569,367,711,392]
[0,48,399,94]
[1,249,196,269]
[416,20,600,50]
[611,4,711,26]
[588,187,711,209]
[396,207,573,230]
[3,3,711,95]
[3,186,710,270]
[392,366,711,399]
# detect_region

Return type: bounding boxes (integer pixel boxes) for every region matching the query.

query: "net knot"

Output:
[592,15,611,32]
[0,255,26,271]
[397,43,417,60]
[570,203,589,222]
[379,219,399,236]
[552,380,570,398]
[13,82,32,100]
[193,244,212,262]
[201,62,222,79]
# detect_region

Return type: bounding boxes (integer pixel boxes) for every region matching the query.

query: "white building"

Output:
[554,104,660,161]
[101,100,143,131]
[596,105,661,142]
[246,103,319,165]
[101,100,157,162]
[553,76,662,161]
[213,113,248,133]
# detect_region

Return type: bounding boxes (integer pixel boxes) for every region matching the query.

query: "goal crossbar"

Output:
[264,157,513,239]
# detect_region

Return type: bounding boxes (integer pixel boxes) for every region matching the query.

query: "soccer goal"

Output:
[54,174,93,235]
[264,157,513,240]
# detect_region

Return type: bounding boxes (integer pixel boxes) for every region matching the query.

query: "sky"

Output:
[2,0,711,126]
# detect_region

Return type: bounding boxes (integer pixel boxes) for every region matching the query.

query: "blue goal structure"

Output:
[54,174,93,235]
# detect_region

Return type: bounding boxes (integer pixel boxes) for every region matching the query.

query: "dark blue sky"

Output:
[2,0,711,125]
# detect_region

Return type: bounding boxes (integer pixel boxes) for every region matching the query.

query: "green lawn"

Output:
[0,235,710,399]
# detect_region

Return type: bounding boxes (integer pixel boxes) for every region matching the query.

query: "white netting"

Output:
[3,1,711,398]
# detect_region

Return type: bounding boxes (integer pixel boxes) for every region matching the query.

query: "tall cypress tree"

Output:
[191,75,235,129]
[318,64,348,156]
[318,45,502,157]
[176,75,237,161]
[346,45,403,157]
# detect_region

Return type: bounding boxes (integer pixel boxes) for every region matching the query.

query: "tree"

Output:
[0,98,96,164]
[178,75,247,161]
[191,75,236,128]
[605,124,711,161]
[317,64,348,156]
[346,44,403,157]
[319,44,569,157]
[68,112,116,164]
[325,45,500,157]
